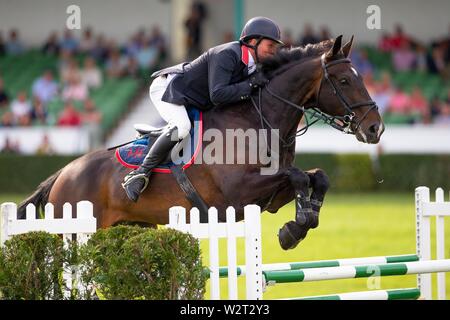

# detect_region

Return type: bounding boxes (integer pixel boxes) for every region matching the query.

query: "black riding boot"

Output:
[122,126,179,202]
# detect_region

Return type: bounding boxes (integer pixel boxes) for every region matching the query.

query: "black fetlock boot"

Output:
[122,125,179,202]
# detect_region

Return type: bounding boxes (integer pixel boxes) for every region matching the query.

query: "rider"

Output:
[122,16,284,202]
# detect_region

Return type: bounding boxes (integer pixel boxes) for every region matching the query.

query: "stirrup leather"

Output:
[121,173,150,193]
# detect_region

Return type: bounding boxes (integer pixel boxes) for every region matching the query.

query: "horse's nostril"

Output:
[368,123,379,134]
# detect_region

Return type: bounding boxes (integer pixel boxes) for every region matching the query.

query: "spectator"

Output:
[392,41,416,71]
[0,78,9,109]
[42,31,60,56]
[298,24,319,46]
[136,39,158,70]
[184,1,207,59]
[10,91,32,122]
[90,34,108,64]
[57,101,81,126]
[351,49,374,76]
[60,30,79,53]
[318,26,332,41]
[372,72,393,115]
[429,96,443,121]
[5,29,24,55]
[414,44,428,72]
[409,87,429,120]
[32,70,59,104]
[149,25,167,61]
[81,56,103,89]
[30,97,48,125]
[124,33,142,58]
[433,103,450,125]
[80,27,95,54]
[1,112,14,127]
[387,87,410,115]
[36,134,54,155]
[281,29,295,49]
[81,99,103,149]
[123,56,140,78]
[390,24,410,50]
[378,32,394,52]
[1,136,19,154]
[0,31,5,56]
[106,49,125,78]
[61,58,81,84]
[62,76,88,101]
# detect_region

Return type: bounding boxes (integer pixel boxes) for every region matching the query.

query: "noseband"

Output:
[250,53,379,147]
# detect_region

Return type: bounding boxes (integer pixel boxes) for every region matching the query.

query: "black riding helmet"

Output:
[240,17,283,62]
[240,17,283,45]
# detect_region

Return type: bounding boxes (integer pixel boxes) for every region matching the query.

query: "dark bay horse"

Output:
[19,36,384,250]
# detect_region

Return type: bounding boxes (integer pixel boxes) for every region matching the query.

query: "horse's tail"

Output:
[18,169,63,219]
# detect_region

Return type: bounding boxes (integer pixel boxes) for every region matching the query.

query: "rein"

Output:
[250,54,378,148]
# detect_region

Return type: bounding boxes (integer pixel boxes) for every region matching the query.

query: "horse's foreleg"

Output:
[305,168,330,229]
[278,167,314,250]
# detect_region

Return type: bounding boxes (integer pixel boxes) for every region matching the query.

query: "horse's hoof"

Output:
[278,221,308,250]
[309,212,319,229]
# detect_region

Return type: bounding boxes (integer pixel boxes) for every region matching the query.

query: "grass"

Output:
[1,192,449,300]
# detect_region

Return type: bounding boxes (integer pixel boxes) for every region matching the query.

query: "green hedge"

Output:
[0,153,449,194]
[0,226,206,300]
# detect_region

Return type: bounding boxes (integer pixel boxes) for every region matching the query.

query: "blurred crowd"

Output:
[0,26,167,154]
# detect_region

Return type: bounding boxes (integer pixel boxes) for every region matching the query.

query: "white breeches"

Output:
[149,75,192,140]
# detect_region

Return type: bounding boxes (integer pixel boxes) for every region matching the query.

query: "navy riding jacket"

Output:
[151,41,253,111]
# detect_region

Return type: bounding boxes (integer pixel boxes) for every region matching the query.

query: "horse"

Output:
[18,35,384,250]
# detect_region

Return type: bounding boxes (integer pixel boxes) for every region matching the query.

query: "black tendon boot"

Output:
[122,125,179,202]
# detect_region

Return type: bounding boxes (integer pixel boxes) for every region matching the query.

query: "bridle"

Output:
[250,53,378,147]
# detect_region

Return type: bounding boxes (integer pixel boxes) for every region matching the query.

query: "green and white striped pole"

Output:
[287,288,421,300]
[263,259,450,284]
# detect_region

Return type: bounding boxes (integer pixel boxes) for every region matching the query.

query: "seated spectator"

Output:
[81,98,102,125]
[148,25,167,61]
[1,136,20,154]
[1,111,14,127]
[362,72,377,95]
[10,91,32,122]
[378,32,394,52]
[61,58,81,85]
[122,56,140,78]
[351,49,373,76]
[36,134,54,155]
[392,41,416,71]
[0,31,5,56]
[124,33,142,58]
[0,78,9,109]
[42,31,60,56]
[80,27,95,54]
[106,49,125,78]
[387,87,410,114]
[60,30,79,53]
[298,24,319,46]
[62,76,88,101]
[414,44,428,72]
[57,101,81,126]
[372,72,393,115]
[30,97,48,125]
[5,29,24,55]
[136,40,158,70]
[409,87,429,120]
[58,49,74,80]
[390,24,410,50]
[32,70,59,104]
[81,57,103,89]
[429,96,443,121]
[433,103,450,125]
[318,26,332,41]
[91,34,109,64]
[281,29,295,49]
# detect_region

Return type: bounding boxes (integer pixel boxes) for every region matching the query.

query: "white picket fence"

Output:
[0,201,97,297]
[167,186,450,300]
[167,205,263,300]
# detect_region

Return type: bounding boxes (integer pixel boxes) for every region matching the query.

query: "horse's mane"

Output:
[261,39,335,78]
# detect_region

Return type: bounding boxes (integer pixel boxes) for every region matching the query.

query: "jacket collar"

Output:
[241,45,249,65]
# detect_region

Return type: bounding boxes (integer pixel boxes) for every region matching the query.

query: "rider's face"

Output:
[249,39,280,61]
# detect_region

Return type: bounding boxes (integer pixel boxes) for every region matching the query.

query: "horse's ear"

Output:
[342,35,354,58]
[326,35,343,59]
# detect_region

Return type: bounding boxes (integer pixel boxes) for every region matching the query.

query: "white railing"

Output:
[167,205,263,300]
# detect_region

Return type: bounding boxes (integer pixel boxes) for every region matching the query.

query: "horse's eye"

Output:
[340,78,349,85]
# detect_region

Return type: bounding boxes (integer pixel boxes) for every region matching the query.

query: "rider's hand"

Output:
[248,70,269,90]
